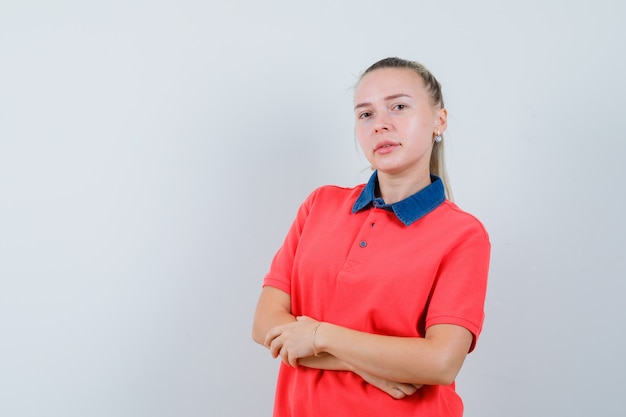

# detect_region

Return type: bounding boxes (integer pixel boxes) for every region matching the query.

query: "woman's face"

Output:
[354,68,446,178]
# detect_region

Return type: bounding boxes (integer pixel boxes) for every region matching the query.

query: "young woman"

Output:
[252,57,490,416]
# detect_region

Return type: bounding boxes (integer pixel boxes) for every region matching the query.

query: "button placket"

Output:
[339,210,383,280]
[356,210,384,250]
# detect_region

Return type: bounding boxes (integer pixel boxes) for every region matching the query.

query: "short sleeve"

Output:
[425,226,491,352]
[262,188,319,295]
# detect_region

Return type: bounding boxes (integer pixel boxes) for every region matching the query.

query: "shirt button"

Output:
[359,240,367,248]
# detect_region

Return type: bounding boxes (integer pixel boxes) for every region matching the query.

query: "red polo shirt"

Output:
[263,173,490,417]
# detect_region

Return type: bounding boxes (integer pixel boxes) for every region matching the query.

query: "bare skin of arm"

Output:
[264,315,473,386]
[257,284,473,387]
[252,287,420,399]
[252,286,296,344]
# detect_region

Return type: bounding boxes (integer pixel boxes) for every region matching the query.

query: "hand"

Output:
[354,369,422,399]
[264,316,320,367]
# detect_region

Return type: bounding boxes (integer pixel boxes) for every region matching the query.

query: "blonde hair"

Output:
[360,57,453,200]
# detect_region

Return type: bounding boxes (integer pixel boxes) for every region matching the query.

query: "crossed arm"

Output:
[252,286,473,399]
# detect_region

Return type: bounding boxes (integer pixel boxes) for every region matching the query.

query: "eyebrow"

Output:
[354,93,412,110]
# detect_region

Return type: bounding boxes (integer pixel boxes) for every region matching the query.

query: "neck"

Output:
[377,170,431,204]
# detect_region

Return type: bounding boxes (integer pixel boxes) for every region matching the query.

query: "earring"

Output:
[434,132,442,143]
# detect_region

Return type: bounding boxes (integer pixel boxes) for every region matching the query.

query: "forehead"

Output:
[355,68,426,102]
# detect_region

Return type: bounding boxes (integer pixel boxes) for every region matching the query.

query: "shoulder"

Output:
[302,183,365,208]
[429,200,490,241]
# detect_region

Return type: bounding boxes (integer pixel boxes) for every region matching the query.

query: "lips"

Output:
[374,140,400,154]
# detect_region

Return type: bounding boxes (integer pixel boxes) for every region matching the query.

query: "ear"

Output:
[434,108,448,134]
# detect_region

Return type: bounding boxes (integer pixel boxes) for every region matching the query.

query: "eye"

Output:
[392,104,406,111]
[358,111,372,119]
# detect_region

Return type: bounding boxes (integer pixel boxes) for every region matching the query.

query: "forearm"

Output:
[298,353,351,371]
[252,286,295,345]
[254,284,462,386]
[263,316,425,399]
[252,309,295,346]
[315,323,472,386]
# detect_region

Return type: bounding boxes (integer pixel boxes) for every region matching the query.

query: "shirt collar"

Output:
[351,171,446,226]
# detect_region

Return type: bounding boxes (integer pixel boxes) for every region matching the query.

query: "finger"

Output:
[268,337,282,358]
[264,327,279,348]
[404,385,417,396]
[288,352,299,368]
[280,349,291,367]
[396,383,418,396]
[390,388,406,399]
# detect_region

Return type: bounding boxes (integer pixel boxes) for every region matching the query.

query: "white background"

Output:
[1,1,624,416]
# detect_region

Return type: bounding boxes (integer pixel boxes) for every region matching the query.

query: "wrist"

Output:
[312,322,323,356]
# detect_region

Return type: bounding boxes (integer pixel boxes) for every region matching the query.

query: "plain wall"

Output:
[1,1,624,416]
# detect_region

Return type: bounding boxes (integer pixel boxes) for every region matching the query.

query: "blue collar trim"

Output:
[351,171,446,226]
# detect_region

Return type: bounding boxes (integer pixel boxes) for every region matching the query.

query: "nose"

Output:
[374,124,389,134]
[373,113,391,134]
